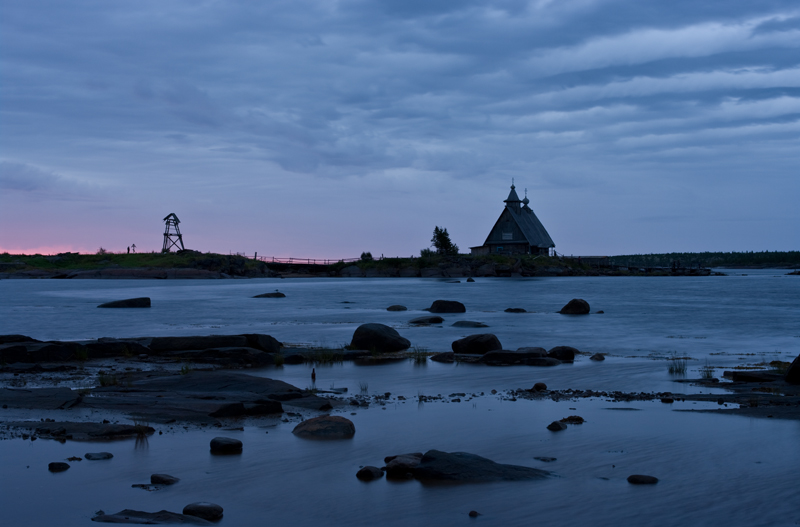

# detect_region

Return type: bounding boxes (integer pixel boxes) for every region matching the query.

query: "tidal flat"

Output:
[1,270,799,526]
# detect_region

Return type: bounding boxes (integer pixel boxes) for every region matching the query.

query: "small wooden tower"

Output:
[162,213,185,252]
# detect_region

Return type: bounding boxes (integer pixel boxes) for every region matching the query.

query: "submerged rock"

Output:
[183,503,223,522]
[409,315,444,325]
[151,474,180,485]
[48,462,70,472]
[209,437,242,454]
[253,292,285,298]
[429,352,455,363]
[356,466,384,481]
[590,353,605,361]
[384,452,423,478]
[451,334,502,354]
[92,509,211,524]
[292,415,355,439]
[546,421,567,431]
[386,305,407,311]
[413,450,550,482]
[350,323,410,353]
[451,321,488,328]
[426,300,466,313]
[559,298,590,315]
[97,297,151,308]
[85,452,114,460]
[627,474,659,485]
[504,308,527,313]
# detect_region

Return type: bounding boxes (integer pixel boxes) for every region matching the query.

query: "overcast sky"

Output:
[1,0,798,257]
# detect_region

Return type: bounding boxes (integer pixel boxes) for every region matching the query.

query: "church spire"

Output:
[504,181,521,210]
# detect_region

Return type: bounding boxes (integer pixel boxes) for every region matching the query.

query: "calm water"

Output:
[1,271,799,526]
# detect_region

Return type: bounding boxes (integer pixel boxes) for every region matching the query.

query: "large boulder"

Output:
[413,450,550,482]
[97,297,151,308]
[451,334,502,354]
[292,415,355,439]
[786,354,800,385]
[559,299,590,315]
[547,346,578,362]
[350,324,410,353]
[426,300,466,313]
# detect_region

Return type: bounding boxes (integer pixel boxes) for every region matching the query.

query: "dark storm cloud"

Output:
[1,0,798,253]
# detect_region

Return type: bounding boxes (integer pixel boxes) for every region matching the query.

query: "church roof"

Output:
[483,185,555,248]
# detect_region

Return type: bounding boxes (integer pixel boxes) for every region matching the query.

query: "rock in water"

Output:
[383,452,424,478]
[48,462,70,472]
[183,503,223,522]
[532,382,547,392]
[85,452,113,460]
[547,346,578,362]
[785,354,800,385]
[504,308,526,313]
[426,300,466,313]
[451,334,502,354]
[356,466,384,481]
[92,509,212,524]
[413,450,549,482]
[547,421,567,431]
[451,321,488,328]
[209,437,242,454]
[151,474,180,485]
[409,315,444,325]
[253,292,285,298]
[350,323,410,353]
[627,474,659,485]
[97,297,151,308]
[590,353,605,361]
[292,415,355,439]
[386,305,407,311]
[559,298,590,315]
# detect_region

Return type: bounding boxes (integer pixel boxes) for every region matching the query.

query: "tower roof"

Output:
[504,184,521,204]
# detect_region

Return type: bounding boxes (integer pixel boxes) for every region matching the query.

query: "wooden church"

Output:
[470,183,555,256]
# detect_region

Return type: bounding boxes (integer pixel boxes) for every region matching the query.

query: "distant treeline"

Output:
[608,251,800,268]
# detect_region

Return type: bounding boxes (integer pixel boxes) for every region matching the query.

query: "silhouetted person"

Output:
[127,246,130,254]
[311,368,316,382]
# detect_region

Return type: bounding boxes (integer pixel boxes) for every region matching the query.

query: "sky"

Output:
[1,0,798,258]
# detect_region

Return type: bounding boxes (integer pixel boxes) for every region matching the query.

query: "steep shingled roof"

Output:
[483,185,555,249]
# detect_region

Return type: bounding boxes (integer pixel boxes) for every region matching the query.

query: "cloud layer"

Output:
[1,0,798,255]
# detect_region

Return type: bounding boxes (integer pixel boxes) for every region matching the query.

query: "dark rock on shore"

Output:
[210,437,242,454]
[356,466,384,481]
[413,450,550,482]
[409,315,444,325]
[0,335,39,345]
[627,474,659,485]
[85,452,113,460]
[786,354,800,385]
[350,323,410,353]
[16,421,154,440]
[151,474,180,485]
[451,321,488,328]
[504,308,526,313]
[48,462,70,472]
[386,305,407,311]
[452,334,502,354]
[426,300,466,313]
[547,346,577,362]
[92,509,212,524]
[183,503,223,522]
[292,415,355,439]
[98,297,151,308]
[532,382,547,392]
[559,298,590,315]
[253,292,285,298]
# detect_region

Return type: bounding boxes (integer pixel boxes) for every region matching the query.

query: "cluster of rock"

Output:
[427,334,580,367]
